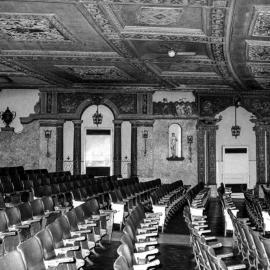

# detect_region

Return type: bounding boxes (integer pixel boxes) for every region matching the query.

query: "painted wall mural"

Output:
[0,13,75,41]
[153,98,197,117]
[57,93,137,114]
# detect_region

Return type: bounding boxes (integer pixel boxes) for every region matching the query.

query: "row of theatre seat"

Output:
[150,180,187,231]
[0,167,161,213]
[184,188,247,270]
[0,197,114,269]
[0,167,162,269]
[219,188,270,269]
[113,181,209,269]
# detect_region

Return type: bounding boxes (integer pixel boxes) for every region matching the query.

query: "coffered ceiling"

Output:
[0,0,269,92]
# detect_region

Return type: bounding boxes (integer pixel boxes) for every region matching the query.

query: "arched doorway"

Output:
[81,105,114,176]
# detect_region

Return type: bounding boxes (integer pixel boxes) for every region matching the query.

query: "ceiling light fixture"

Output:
[168,49,176,58]
[167,49,196,58]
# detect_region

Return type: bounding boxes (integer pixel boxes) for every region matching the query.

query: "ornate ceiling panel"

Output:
[229,1,270,91]
[0,0,268,92]
[0,13,77,42]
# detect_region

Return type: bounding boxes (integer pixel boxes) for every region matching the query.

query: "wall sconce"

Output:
[142,130,148,156]
[44,130,52,157]
[187,135,193,162]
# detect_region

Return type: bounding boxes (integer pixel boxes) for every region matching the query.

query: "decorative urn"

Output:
[0,107,16,128]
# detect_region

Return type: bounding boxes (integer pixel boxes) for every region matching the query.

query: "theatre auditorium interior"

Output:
[3,0,270,269]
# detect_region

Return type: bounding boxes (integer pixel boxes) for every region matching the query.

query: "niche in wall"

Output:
[167,123,183,161]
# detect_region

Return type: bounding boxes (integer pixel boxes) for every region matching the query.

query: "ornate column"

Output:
[206,124,218,185]
[253,122,267,184]
[197,123,206,184]
[113,120,122,177]
[73,120,83,175]
[131,121,138,177]
[197,120,219,185]
[267,127,270,183]
[56,120,64,172]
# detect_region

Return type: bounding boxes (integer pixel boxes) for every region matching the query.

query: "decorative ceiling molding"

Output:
[102,0,208,6]
[56,65,135,81]
[247,40,270,61]
[247,63,270,78]
[249,6,270,37]
[136,7,184,26]
[1,50,121,59]
[210,0,239,88]
[161,71,220,79]
[0,13,79,42]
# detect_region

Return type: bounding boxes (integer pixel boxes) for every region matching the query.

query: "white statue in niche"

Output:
[168,124,181,160]
[170,132,178,158]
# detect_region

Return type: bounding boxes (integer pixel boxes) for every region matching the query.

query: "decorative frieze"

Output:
[57,92,137,114]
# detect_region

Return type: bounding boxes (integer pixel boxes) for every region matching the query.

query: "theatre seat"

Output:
[0,250,26,270]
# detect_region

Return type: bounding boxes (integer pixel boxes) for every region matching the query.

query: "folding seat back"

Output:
[17,236,46,270]
[51,184,61,195]
[0,193,5,209]
[123,223,136,244]
[33,176,42,187]
[120,234,133,252]
[59,183,68,193]
[85,185,94,197]
[73,180,81,189]
[0,209,21,253]
[0,250,26,270]
[65,209,80,231]
[85,198,100,215]
[113,255,130,270]
[66,181,74,190]
[56,215,72,239]
[12,176,24,192]
[6,206,21,226]
[50,176,58,184]
[249,228,268,268]
[74,206,87,224]
[79,187,88,200]
[31,198,45,217]
[117,243,133,268]
[42,196,55,212]
[2,180,15,194]
[47,220,65,248]
[0,210,9,231]
[18,202,33,221]
[36,229,56,259]
[72,188,83,201]
[42,185,53,197]
[42,175,51,186]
